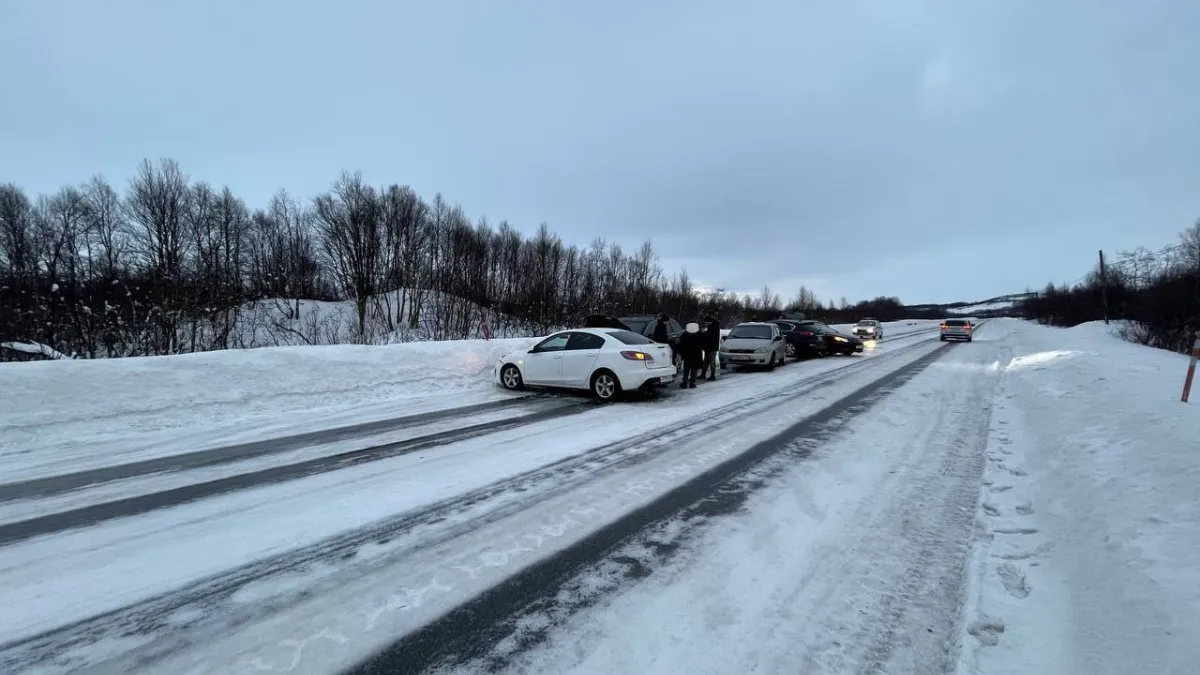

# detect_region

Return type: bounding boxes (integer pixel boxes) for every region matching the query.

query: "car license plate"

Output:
[732,355,749,361]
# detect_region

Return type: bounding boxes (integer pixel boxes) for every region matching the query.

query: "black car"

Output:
[769,320,826,359]
[618,314,684,365]
[771,320,864,357]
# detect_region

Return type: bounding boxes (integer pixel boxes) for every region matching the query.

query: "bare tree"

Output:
[126,158,191,354]
[314,172,382,341]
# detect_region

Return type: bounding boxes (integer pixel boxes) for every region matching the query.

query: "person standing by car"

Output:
[653,313,674,365]
[652,313,670,343]
[702,313,721,380]
[677,321,704,389]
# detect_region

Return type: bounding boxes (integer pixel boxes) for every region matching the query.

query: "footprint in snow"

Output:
[989,485,1013,493]
[968,617,1006,647]
[996,562,1032,599]
[982,502,1001,517]
[1015,502,1034,516]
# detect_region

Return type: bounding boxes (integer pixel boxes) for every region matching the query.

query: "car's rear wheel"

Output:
[785,343,796,359]
[591,369,621,402]
[500,364,524,390]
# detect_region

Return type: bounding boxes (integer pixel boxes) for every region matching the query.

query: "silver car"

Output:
[719,322,788,369]
[940,318,974,342]
[852,319,884,340]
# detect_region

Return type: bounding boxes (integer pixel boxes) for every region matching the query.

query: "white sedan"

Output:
[495,328,677,401]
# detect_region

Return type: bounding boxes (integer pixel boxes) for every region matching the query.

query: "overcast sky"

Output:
[3,0,1198,305]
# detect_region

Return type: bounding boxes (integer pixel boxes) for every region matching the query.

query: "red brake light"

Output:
[620,350,653,361]
[797,331,814,337]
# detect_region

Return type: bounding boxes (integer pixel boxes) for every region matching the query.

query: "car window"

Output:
[566,332,606,350]
[944,319,967,326]
[728,324,774,339]
[800,322,830,333]
[533,333,571,352]
[669,320,682,333]
[609,330,654,345]
[621,319,650,334]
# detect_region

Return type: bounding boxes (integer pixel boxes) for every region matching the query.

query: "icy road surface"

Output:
[3,319,1196,675]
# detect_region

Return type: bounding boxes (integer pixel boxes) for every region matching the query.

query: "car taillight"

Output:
[798,331,814,337]
[620,350,653,361]
[940,324,948,329]
[965,325,972,330]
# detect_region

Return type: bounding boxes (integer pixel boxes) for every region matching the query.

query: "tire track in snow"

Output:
[0,395,552,503]
[0,400,595,546]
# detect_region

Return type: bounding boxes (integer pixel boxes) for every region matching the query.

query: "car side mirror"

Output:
[774,335,783,341]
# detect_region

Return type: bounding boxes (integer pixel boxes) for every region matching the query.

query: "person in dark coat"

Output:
[652,313,671,344]
[677,321,704,388]
[653,313,674,365]
[702,314,721,380]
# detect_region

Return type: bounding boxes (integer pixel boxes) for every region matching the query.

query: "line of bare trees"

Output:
[1,158,840,361]
[1019,220,1200,353]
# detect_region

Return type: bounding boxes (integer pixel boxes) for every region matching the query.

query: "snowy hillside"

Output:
[215,289,544,348]
[944,293,1034,316]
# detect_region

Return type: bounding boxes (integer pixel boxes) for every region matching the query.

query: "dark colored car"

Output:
[618,314,684,365]
[771,320,864,357]
[769,320,826,359]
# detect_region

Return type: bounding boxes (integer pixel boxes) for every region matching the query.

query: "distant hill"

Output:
[902,292,1034,318]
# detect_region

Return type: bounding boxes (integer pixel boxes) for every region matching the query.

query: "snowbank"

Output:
[958,318,1200,674]
[0,337,539,473]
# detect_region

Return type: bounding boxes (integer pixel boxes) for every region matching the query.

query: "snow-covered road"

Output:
[440,321,1005,675]
[4,318,1195,675]
[0,324,941,674]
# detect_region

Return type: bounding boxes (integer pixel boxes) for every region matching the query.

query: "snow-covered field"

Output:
[957,320,1200,675]
[3,317,1191,675]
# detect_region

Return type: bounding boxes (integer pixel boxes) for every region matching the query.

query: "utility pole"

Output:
[1098,249,1109,325]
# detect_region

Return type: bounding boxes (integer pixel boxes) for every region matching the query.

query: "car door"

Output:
[560,331,607,387]
[523,333,571,384]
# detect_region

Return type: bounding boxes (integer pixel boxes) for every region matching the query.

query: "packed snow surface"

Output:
[432,319,1200,675]
[956,319,1200,675]
[7,318,1190,674]
[0,337,538,479]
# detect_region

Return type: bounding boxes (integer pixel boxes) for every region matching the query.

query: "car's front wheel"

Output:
[591,369,621,402]
[500,364,524,390]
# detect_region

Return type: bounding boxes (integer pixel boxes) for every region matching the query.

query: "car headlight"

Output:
[833,336,848,343]
[755,346,767,353]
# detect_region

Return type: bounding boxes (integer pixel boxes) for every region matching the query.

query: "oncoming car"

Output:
[719,322,788,369]
[495,328,677,401]
[852,319,884,340]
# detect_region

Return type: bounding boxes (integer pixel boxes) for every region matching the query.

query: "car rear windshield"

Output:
[729,325,773,339]
[619,319,649,334]
[609,329,653,345]
[944,319,967,326]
